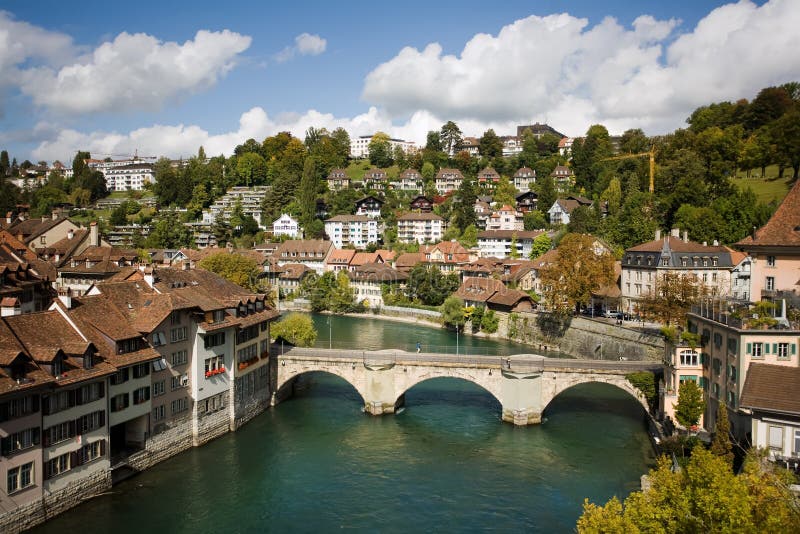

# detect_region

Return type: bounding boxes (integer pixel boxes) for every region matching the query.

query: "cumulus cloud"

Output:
[275,33,327,62]
[17,29,251,114]
[0,10,78,76]
[362,0,800,134]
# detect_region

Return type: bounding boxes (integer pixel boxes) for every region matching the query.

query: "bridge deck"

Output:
[275,346,662,373]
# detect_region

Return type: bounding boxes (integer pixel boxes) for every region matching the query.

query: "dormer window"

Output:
[52,358,63,377]
[83,352,94,370]
[213,310,225,323]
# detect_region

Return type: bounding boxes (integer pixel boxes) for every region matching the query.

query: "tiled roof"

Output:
[627,236,728,254]
[435,168,464,179]
[350,252,383,266]
[736,178,800,248]
[279,263,312,280]
[325,214,373,222]
[274,239,333,258]
[454,277,506,303]
[348,263,407,283]
[394,252,425,269]
[327,249,356,264]
[740,363,800,414]
[487,288,533,307]
[514,167,534,176]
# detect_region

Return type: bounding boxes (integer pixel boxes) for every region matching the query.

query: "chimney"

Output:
[5,212,11,224]
[57,288,72,309]
[89,222,99,247]
[52,209,59,221]
[682,230,688,242]
[0,298,21,317]
[671,228,680,238]
[713,239,719,246]
[67,229,74,240]
[143,266,155,288]
[654,229,661,241]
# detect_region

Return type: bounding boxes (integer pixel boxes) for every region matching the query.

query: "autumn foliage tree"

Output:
[637,271,707,326]
[539,233,615,314]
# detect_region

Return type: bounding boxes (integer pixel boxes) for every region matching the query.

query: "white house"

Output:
[324,215,380,249]
[104,163,155,192]
[435,168,464,194]
[485,205,523,232]
[272,214,301,239]
[397,212,445,244]
[396,169,423,193]
[350,135,416,159]
[513,167,536,192]
[477,230,545,259]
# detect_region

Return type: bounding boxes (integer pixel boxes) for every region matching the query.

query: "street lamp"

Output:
[328,316,332,350]
[456,323,459,355]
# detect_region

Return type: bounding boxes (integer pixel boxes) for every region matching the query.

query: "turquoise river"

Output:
[33,313,656,533]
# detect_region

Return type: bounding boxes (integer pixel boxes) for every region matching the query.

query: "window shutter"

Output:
[67,390,76,408]
[99,411,105,428]
[0,403,7,422]
[69,451,78,468]
[100,439,106,456]
[75,387,83,406]
[765,343,770,354]
[43,428,51,447]
[32,427,40,445]
[32,395,39,412]
[98,382,105,398]
[792,344,797,355]
[1,436,11,456]
[69,420,76,438]
[42,396,50,416]
[773,343,778,354]
[746,343,751,354]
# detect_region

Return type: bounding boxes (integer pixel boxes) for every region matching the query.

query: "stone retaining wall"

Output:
[127,418,194,472]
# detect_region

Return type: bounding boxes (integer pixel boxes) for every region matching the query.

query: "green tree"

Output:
[452,178,477,232]
[600,177,622,217]
[0,150,9,176]
[674,380,704,427]
[109,204,128,226]
[368,132,393,167]
[198,251,263,291]
[406,264,460,306]
[271,312,317,347]
[440,121,464,155]
[571,124,613,192]
[480,309,499,333]
[567,205,600,234]
[536,175,557,215]
[770,109,800,178]
[478,128,503,158]
[298,157,318,226]
[441,296,466,328]
[523,210,548,231]
[619,128,649,154]
[637,271,706,326]
[329,127,351,162]
[492,176,517,207]
[529,233,551,259]
[508,233,520,259]
[236,152,268,186]
[710,402,734,466]
[146,212,194,249]
[459,224,478,248]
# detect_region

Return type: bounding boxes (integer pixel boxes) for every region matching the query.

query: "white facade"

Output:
[477,231,542,259]
[350,135,416,159]
[103,164,155,192]
[272,214,301,239]
[434,169,464,194]
[513,168,536,192]
[324,216,380,249]
[397,214,445,244]
[202,186,269,229]
[485,206,524,232]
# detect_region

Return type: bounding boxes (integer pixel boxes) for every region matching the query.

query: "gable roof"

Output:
[740,363,800,414]
[736,178,800,248]
[454,277,507,303]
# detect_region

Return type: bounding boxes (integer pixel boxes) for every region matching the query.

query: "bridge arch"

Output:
[393,368,502,408]
[276,365,368,406]
[542,373,649,414]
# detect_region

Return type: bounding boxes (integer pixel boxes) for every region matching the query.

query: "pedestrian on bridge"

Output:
[416,342,421,353]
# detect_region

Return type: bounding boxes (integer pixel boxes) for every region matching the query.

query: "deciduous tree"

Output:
[198,251,263,291]
[674,380,704,428]
[271,312,317,347]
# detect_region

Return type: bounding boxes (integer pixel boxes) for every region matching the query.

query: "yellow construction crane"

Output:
[601,147,656,194]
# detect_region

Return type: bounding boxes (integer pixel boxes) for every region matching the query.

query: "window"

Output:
[152,405,165,422]
[729,365,737,382]
[152,359,167,372]
[151,331,166,347]
[76,411,104,434]
[1,427,40,456]
[727,338,737,354]
[77,440,104,464]
[132,363,150,379]
[7,462,34,494]
[237,344,258,364]
[110,394,129,412]
[76,382,104,405]
[679,350,698,366]
[769,426,784,450]
[767,255,776,267]
[171,350,188,366]
[0,395,39,422]
[133,387,150,405]
[713,383,720,397]
[727,390,736,406]
[766,276,775,291]
[44,421,74,446]
[795,429,800,455]
[204,332,226,349]
[110,368,129,385]
[170,397,188,415]
[751,342,763,358]
[212,310,225,323]
[204,356,225,377]
[713,333,722,348]
[171,375,187,390]
[45,452,73,479]
[170,326,187,343]
[170,311,181,325]
[777,343,790,359]
[152,381,165,397]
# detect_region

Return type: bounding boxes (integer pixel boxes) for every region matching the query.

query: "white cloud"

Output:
[17,29,250,115]
[275,32,326,62]
[0,10,78,77]
[362,0,800,135]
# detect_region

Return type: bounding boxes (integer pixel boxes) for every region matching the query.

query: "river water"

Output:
[33,314,655,533]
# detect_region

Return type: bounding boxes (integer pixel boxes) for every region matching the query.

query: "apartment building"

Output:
[103,163,155,192]
[202,187,270,230]
[324,215,379,250]
[513,167,536,192]
[326,169,350,191]
[434,168,464,194]
[477,230,545,259]
[396,213,445,244]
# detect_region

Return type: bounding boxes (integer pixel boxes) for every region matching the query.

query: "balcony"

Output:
[205,366,226,378]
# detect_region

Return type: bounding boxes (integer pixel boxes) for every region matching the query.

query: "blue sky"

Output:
[1,0,796,164]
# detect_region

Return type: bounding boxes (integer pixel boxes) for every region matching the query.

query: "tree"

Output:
[619,128,649,154]
[0,150,9,176]
[539,233,615,314]
[637,271,706,326]
[406,264,460,306]
[770,109,800,178]
[368,132,393,167]
[236,152,268,186]
[523,210,548,231]
[571,124,613,192]
[492,176,517,207]
[529,233,551,259]
[567,205,600,234]
[329,127,351,162]
[480,309,499,333]
[146,212,194,249]
[439,121,463,155]
[478,128,503,158]
[674,380,704,427]
[198,251,263,291]
[508,233,520,259]
[578,447,800,533]
[298,157,317,226]
[710,402,734,466]
[441,296,466,328]
[536,176,557,215]
[451,178,477,233]
[271,313,317,347]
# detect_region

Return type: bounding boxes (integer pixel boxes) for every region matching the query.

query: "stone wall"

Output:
[0,469,111,533]
[127,417,194,472]
[193,407,231,447]
[233,387,270,430]
[503,312,664,361]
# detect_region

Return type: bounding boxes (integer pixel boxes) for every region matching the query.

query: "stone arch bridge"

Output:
[273,347,661,425]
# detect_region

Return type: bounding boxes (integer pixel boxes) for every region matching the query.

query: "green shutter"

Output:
[746,343,751,354]
[792,344,797,355]
[773,343,778,354]
[765,343,770,354]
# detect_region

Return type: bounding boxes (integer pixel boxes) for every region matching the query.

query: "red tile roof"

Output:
[740,363,800,414]
[736,178,800,248]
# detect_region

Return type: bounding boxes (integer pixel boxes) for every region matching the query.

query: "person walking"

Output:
[416,342,421,353]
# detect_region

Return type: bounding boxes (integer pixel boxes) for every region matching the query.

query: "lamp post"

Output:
[328,316,332,350]
[456,323,459,355]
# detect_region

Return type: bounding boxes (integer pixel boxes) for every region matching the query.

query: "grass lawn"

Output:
[345,160,400,181]
[730,173,794,205]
